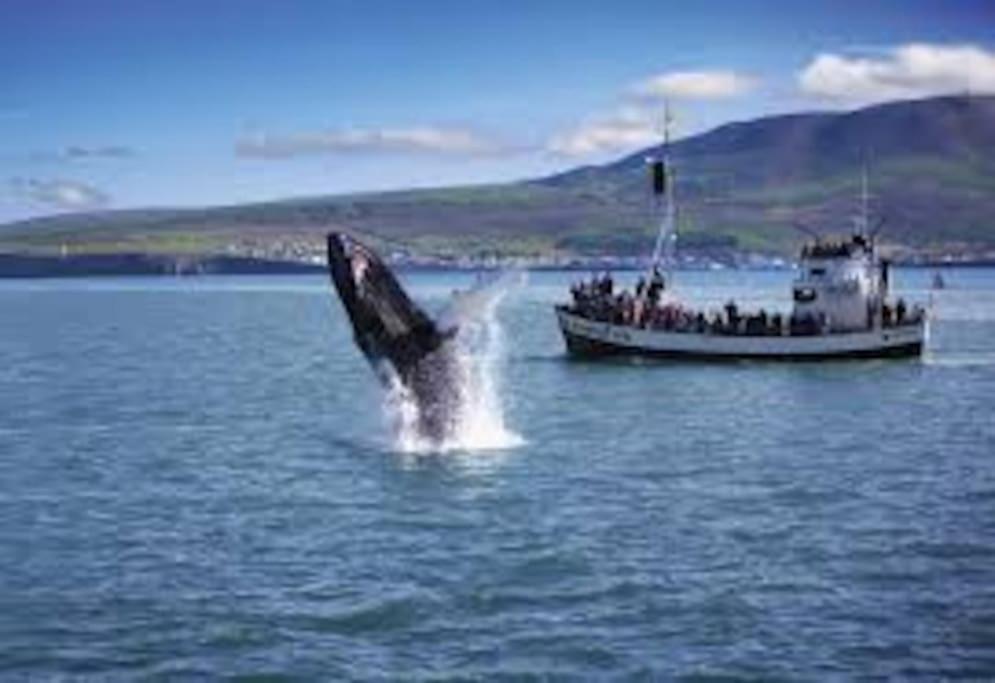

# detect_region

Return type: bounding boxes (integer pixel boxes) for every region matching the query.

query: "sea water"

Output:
[1,268,994,679]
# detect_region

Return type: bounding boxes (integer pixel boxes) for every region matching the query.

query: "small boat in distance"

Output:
[555,114,928,361]
[932,271,946,290]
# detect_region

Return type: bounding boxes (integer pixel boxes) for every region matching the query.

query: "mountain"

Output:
[3,95,994,260]
[539,95,995,254]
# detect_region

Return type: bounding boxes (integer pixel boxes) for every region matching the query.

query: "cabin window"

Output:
[794,287,817,303]
[809,267,826,277]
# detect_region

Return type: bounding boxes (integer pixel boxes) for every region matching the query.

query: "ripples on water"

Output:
[1,268,995,680]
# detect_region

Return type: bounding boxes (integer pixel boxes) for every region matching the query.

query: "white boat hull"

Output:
[556,308,926,361]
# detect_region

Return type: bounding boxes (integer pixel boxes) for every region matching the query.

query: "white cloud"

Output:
[799,43,995,104]
[632,70,756,100]
[9,178,110,211]
[547,108,660,157]
[61,145,135,160]
[26,144,136,164]
[548,67,753,158]
[236,126,515,159]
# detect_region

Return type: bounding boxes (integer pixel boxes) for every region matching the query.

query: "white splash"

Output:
[923,352,995,367]
[387,272,526,454]
[383,373,427,452]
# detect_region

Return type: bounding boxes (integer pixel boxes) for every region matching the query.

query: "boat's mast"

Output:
[859,163,870,236]
[859,160,889,308]
[648,102,675,283]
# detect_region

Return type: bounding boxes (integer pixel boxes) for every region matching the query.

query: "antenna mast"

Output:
[648,102,676,284]
[859,163,870,235]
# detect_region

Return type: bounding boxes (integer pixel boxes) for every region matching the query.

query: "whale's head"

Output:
[326,232,445,376]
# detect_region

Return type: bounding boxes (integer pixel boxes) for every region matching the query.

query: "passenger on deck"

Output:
[620,291,635,325]
[709,312,723,334]
[724,300,739,333]
[633,296,646,328]
[600,273,614,297]
[648,267,665,305]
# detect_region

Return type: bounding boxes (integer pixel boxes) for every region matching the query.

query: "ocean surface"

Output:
[2,267,994,681]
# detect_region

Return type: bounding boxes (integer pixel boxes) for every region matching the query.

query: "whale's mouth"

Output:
[334,233,370,285]
[351,249,369,284]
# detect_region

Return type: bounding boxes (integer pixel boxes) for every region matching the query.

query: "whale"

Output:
[326,232,461,441]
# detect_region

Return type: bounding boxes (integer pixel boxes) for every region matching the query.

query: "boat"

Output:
[555,113,928,361]
[932,271,946,290]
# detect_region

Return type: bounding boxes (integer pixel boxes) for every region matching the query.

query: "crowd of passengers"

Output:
[568,272,922,336]
[800,235,871,259]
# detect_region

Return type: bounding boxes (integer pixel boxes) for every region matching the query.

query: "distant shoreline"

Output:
[0,253,325,278]
[1,252,992,279]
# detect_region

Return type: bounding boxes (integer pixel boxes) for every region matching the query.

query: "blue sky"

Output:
[1,0,993,222]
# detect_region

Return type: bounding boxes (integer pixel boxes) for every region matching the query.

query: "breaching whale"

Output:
[326,232,461,441]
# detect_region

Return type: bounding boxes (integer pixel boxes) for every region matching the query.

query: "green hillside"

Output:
[2,95,994,260]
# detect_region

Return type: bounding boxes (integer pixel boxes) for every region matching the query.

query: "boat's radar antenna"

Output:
[854,161,888,246]
[856,163,871,235]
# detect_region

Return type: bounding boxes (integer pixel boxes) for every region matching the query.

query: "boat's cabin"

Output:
[792,234,886,332]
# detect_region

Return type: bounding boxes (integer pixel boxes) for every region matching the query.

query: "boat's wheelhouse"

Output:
[792,236,887,333]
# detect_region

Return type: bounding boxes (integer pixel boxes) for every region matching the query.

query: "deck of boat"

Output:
[556,307,926,361]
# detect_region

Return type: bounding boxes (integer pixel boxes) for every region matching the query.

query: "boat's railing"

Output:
[565,273,923,338]
[563,300,925,338]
